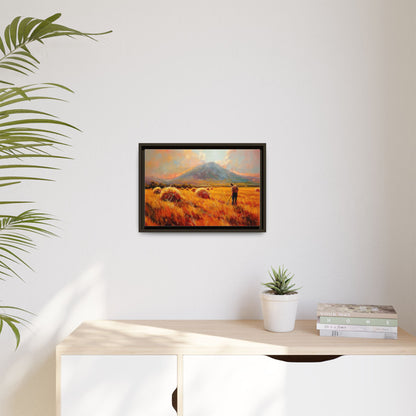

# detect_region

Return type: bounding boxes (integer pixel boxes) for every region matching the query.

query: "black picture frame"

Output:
[139,143,266,232]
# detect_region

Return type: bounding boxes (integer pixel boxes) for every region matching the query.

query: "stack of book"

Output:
[317,303,398,339]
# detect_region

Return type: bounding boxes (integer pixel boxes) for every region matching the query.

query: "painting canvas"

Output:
[139,144,266,232]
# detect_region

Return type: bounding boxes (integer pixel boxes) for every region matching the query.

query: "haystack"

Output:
[153,187,162,194]
[196,188,210,199]
[160,187,182,202]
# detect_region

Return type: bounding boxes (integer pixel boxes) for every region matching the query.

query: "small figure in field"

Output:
[230,183,239,205]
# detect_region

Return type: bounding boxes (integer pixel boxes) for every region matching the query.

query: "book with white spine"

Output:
[319,329,397,339]
[316,323,398,333]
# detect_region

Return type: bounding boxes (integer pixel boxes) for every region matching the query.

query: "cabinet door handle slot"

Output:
[172,387,178,413]
[267,355,341,363]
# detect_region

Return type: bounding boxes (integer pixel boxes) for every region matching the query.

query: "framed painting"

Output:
[139,143,266,232]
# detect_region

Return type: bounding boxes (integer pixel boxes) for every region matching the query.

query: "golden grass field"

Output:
[145,186,260,227]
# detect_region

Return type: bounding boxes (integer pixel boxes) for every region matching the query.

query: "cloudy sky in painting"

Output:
[145,149,260,179]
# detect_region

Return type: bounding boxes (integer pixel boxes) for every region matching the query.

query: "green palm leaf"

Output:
[0,210,56,280]
[0,305,33,348]
[0,14,111,82]
[0,84,76,175]
[0,13,110,348]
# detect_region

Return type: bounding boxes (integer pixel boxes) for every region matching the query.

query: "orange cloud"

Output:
[145,149,204,179]
[220,149,260,175]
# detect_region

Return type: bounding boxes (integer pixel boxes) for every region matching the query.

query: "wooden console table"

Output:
[56,320,416,416]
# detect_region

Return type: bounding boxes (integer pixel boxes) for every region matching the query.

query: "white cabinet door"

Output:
[61,355,177,416]
[285,355,416,416]
[183,355,416,416]
[184,355,287,416]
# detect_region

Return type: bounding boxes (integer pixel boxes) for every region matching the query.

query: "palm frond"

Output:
[0,14,111,82]
[0,83,75,180]
[0,305,33,349]
[0,14,110,349]
[0,210,56,280]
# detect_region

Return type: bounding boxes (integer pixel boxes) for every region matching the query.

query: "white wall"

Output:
[0,1,415,415]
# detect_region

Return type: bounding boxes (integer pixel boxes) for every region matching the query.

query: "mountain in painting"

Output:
[167,162,259,186]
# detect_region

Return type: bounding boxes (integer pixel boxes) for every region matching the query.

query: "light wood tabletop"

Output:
[56,320,416,356]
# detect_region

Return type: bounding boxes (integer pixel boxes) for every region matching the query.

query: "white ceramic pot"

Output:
[261,291,299,332]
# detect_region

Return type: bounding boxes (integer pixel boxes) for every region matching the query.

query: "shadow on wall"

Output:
[237,280,263,319]
[0,264,107,416]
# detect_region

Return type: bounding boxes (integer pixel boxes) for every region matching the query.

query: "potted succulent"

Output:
[261,266,300,332]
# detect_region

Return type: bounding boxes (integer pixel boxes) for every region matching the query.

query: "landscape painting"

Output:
[139,144,266,231]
